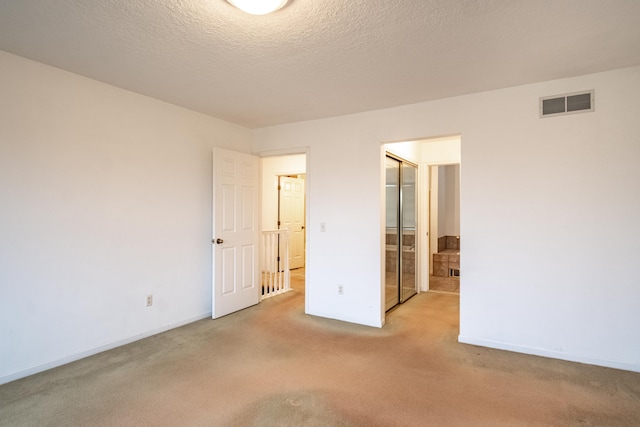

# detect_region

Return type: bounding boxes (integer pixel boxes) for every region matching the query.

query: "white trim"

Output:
[253,147,310,158]
[0,313,212,386]
[458,335,640,373]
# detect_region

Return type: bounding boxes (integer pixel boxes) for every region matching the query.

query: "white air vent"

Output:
[540,90,594,118]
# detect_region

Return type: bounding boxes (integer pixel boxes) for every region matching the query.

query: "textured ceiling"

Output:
[1,0,640,128]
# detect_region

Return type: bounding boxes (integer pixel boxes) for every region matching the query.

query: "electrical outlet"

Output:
[146,294,153,307]
[338,285,344,295]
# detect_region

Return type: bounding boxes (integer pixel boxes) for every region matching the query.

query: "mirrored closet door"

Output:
[385,154,417,311]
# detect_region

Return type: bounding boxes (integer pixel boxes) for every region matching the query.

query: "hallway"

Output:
[1,281,639,425]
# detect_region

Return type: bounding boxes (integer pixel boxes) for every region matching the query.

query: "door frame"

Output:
[381,135,461,318]
[256,148,310,313]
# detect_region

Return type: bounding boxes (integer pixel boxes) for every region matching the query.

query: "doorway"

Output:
[212,150,308,318]
[382,134,461,309]
[428,164,460,293]
[385,154,418,311]
[260,153,308,302]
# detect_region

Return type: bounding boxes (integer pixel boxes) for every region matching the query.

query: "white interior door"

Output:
[212,148,260,319]
[279,176,305,269]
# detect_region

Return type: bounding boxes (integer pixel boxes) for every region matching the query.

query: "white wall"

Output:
[0,51,252,384]
[437,165,460,237]
[447,165,460,236]
[260,154,306,231]
[253,66,640,372]
[255,119,386,327]
[421,136,461,164]
[438,167,447,237]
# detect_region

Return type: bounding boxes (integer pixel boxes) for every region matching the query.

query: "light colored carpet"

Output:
[1,278,639,426]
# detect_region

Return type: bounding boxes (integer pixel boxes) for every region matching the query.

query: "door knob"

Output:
[214,238,224,244]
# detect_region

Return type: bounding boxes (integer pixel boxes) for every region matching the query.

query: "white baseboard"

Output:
[0,312,212,386]
[458,335,640,373]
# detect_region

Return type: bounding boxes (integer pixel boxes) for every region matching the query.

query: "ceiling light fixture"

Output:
[226,0,289,15]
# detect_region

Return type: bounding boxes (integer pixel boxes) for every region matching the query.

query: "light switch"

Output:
[320,222,326,232]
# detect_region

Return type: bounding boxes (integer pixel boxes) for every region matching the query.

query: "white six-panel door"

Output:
[212,148,260,319]
[279,176,305,270]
